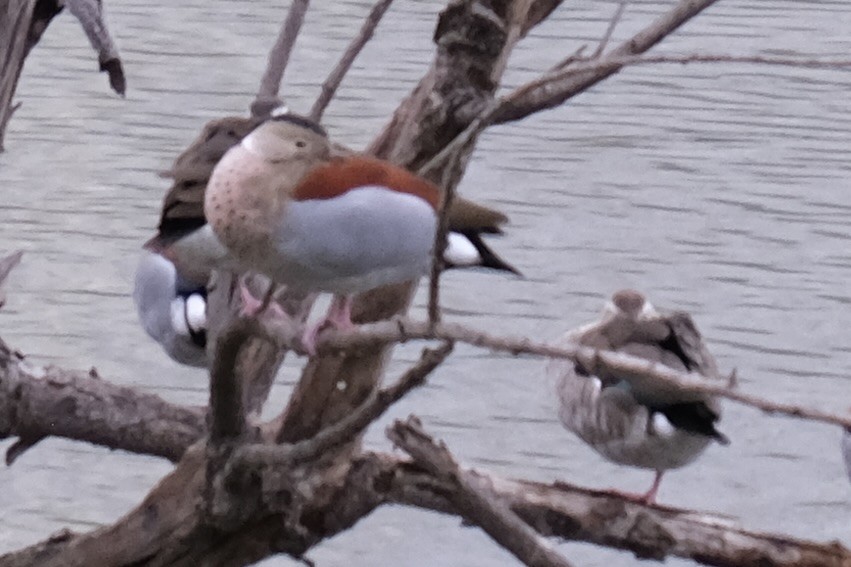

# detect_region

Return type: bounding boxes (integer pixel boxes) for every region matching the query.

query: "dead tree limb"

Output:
[374,452,851,567]
[0,0,39,150]
[0,337,205,464]
[236,342,453,468]
[309,0,395,122]
[65,0,125,95]
[492,0,722,124]
[0,0,123,149]
[251,0,310,116]
[388,417,576,567]
[252,316,851,431]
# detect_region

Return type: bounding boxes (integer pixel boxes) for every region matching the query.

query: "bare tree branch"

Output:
[592,1,626,59]
[491,0,722,124]
[510,52,851,101]
[388,416,575,567]
[235,342,452,468]
[251,316,851,430]
[65,0,125,95]
[0,337,205,463]
[309,0,395,122]
[379,452,851,567]
[251,0,311,117]
[490,0,535,83]
[425,0,538,326]
[0,250,23,309]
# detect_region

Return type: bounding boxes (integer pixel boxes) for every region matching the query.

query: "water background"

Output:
[1,1,850,564]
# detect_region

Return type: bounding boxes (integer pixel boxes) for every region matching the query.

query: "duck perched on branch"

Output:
[135,110,518,362]
[548,289,729,504]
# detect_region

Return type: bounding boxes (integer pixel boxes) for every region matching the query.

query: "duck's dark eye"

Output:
[295,140,306,148]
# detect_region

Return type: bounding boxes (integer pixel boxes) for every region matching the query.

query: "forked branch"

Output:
[388,417,575,567]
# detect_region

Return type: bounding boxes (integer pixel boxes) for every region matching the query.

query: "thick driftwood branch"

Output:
[373,453,851,567]
[207,321,250,443]
[388,417,575,567]
[4,445,848,567]
[0,337,205,464]
[309,0,395,122]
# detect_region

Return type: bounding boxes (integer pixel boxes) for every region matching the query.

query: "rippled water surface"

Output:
[1,1,849,565]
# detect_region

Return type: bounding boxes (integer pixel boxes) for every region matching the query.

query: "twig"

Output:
[490,0,535,83]
[309,0,395,122]
[495,50,851,124]
[235,342,453,468]
[388,417,575,567]
[251,316,851,430]
[489,0,722,125]
[0,250,23,308]
[425,0,538,326]
[252,0,311,117]
[592,1,626,58]
[550,45,587,72]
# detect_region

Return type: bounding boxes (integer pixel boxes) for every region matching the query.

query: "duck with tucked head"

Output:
[548,289,729,504]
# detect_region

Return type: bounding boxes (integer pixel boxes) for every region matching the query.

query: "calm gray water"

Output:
[1,1,849,565]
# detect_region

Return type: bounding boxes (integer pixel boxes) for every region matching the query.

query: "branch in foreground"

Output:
[248,316,851,430]
[0,337,205,463]
[239,341,453,469]
[309,0,395,122]
[388,416,575,567]
[376,452,850,567]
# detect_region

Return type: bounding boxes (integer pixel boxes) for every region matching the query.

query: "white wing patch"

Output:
[170,297,190,336]
[444,232,482,267]
[185,294,207,333]
[652,412,677,439]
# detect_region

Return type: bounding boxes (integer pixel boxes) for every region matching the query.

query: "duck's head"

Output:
[602,288,659,322]
[240,109,331,165]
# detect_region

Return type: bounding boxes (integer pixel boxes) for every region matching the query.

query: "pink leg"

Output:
[300,295,355,356]
[640,470,664,505]
[239,279,264,316]
[600,470,664,505]
[326,295,355,330]
[239,278,286,319]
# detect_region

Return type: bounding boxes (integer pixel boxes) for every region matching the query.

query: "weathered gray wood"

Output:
[0,336,205,464]
[0,0,37,150]
[0,0,124,150]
